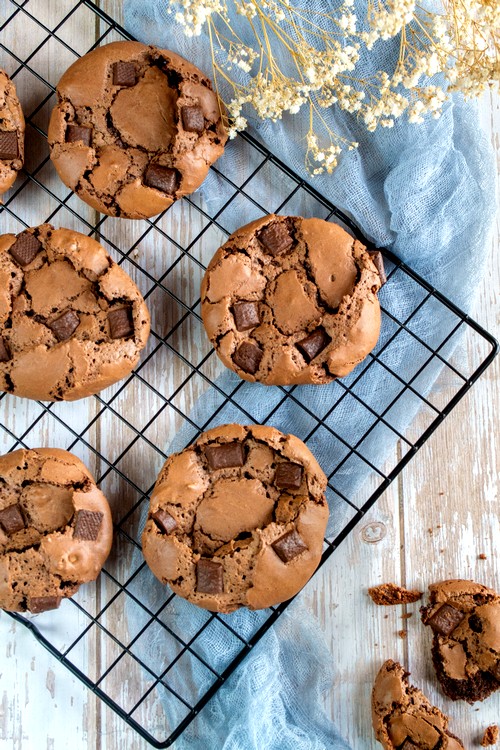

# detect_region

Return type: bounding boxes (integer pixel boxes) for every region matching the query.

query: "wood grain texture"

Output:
[0,1,499,748]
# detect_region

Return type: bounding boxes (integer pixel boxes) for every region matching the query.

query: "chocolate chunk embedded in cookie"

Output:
[421,579,500,703]
[372,660,465,750]
[0,224,150,401]
[142,424,329,612]
[48,40,227,219]
[0,448,113,613]
[201,215,384,385]
[0,69,24,199]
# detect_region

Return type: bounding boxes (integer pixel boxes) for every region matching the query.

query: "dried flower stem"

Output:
[169,0,499,173]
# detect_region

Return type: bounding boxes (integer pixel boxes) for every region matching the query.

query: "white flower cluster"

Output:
[168,0,499,173]
[226,43,258,73]
[366,0,417,41]
[226,72,309,132]
[173,0,224,36]
[440,0,500,96]
[303,43,359,88]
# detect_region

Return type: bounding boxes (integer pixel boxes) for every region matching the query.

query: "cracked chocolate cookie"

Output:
[0,448,113,613]
[0,69,24,199]
[372,660,465,750]
[48,40,227,219]
[0,224,150,401]
[201,215,384,385]
[421,579,500,703]
[142,424,329,612]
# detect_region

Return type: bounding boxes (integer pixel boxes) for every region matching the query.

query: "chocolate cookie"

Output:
[201,215,383,385]
[0,224,150,401]
[48,40,227,219]
[0,448,113,613]
[0,69,24,198]
[142,424,329,612]
[372,660,465,750]
[421,579,500,703]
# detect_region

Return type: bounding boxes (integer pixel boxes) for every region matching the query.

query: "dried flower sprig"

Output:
[169,0,499,173]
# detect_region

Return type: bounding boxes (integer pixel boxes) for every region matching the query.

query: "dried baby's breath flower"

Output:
[168,0,500,173]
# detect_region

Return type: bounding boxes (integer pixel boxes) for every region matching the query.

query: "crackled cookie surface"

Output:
[48,40,227,219]
[421,579,500,703]
[201,215,384,385]
[0,224,150,401]
[142,424,329,612]
[0,69,24,198]
[0,448,113,613]
[372,660,465,750]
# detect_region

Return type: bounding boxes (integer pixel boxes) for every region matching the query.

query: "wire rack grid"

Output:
[0,0,498,746]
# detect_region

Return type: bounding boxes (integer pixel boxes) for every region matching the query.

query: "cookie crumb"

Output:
[478,553,487,560]
[481,725,499,746]
[397,629,407,639]
[368,582,422,605]
[401,612,413,620]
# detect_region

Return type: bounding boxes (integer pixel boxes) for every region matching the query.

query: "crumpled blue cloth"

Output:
[122,1,497,748]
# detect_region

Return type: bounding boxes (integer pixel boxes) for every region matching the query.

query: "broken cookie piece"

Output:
[481,725,499,747]
[201,214,383,385]
[368,582,422,606]
[372,659,465,749]
[421,579,500,703]
[142,423,329,613]
[0,447,113,613]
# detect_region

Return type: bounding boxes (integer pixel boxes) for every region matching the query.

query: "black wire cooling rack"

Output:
[0,0,498,746]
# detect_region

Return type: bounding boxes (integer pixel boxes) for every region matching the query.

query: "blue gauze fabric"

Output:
[122,1,497,747]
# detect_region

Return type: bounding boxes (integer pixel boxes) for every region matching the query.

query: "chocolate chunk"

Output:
[66,124,92,146]
[0,336,11,363]
[0,503,25,535]
[232,301,260,332]
[48,309,80,342]
[427,603,465,636]
[0,131,18,160]
[397,740,418,750]
[272,528,308,563]
[9,232,42,267]
[258,222,294,257]
[296,327,331,362]
[275,462,303,489]
[181,105,205,133]
[28,596,61,614]
[232,340,263,375]
[204,442,245,470]
[368,250,387,286]
[108,307,134,339]
[112,61,137,86]
[73,509,103,541]
[489,662,500,682]
[196,558,223,594]
[152,508,177,534]
[144,164,179,195]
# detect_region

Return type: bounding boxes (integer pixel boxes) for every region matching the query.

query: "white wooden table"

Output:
[1,2,499,748]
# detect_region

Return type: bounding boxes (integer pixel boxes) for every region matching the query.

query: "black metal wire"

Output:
[1,0,498,746]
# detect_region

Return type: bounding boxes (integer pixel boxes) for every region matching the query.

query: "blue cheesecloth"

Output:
[122,1,497,747]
